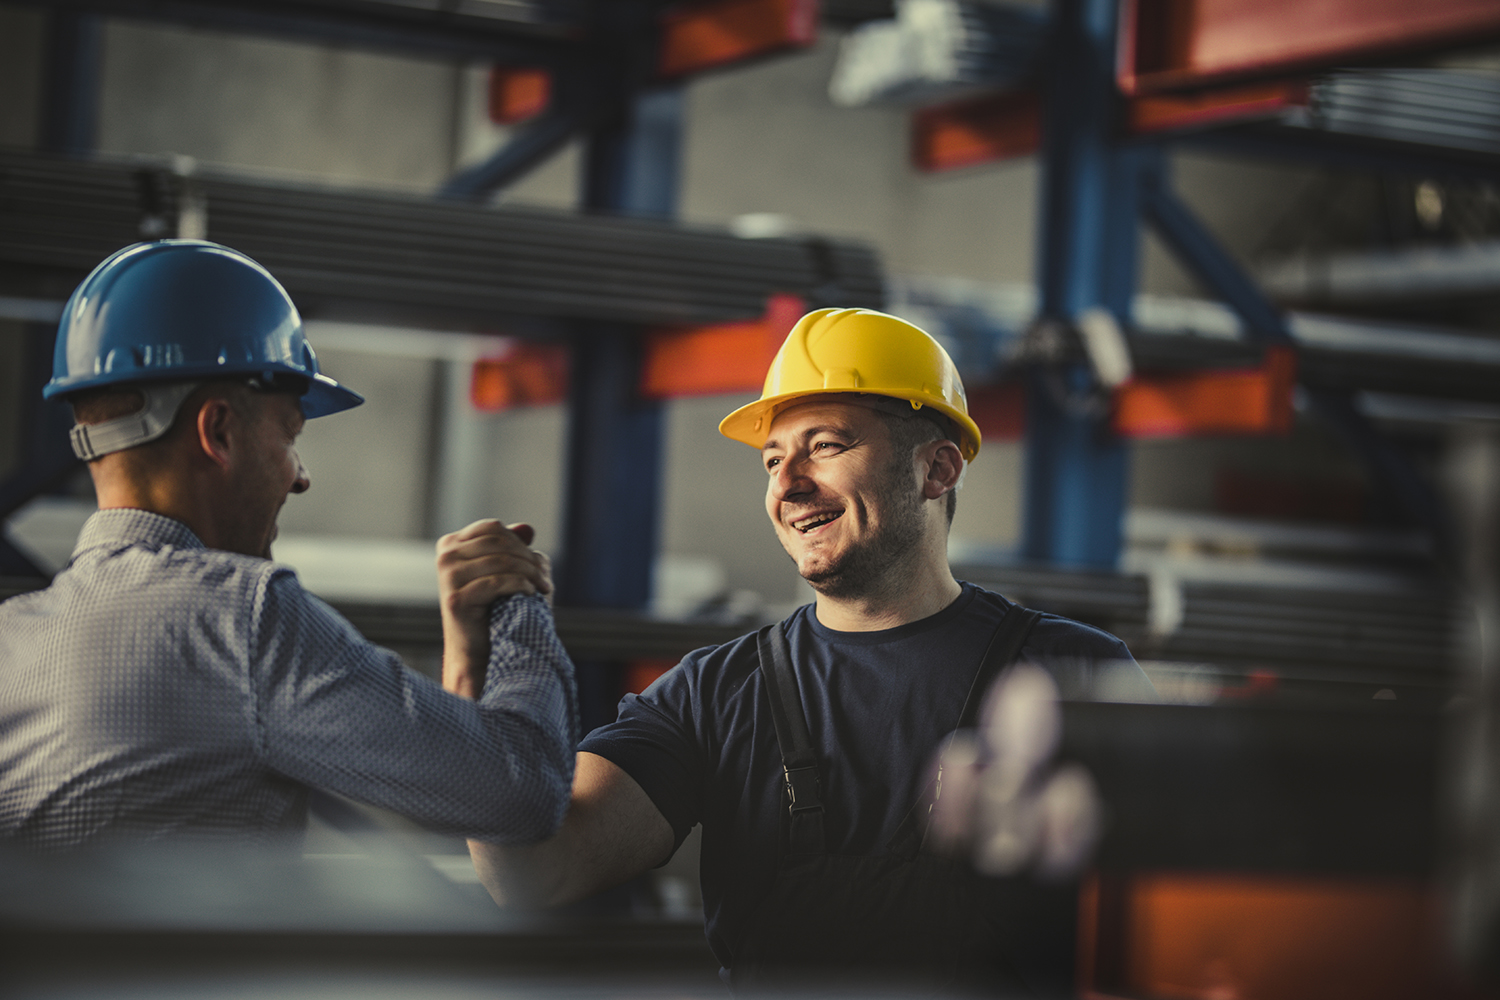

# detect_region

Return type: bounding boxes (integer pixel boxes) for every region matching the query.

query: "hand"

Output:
[437,519,553,698]
[927,664,1101,880]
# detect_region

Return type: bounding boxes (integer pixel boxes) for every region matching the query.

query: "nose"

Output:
[289,455,310,495]
[768,455,814,504]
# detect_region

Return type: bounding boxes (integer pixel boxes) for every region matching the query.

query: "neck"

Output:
[812,541,962,632]
[89,454,236,553]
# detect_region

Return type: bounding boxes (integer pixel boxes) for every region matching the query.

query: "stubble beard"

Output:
[796,451,927,601]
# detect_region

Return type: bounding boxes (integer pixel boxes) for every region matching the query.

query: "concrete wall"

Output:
[0,5,42,148]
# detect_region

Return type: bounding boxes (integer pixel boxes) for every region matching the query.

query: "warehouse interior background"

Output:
[6,1,1500,997]
[1,0,1410,615]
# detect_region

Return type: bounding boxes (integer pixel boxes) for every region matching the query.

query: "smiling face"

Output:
[229,390,309,559]
[762,399,928,598]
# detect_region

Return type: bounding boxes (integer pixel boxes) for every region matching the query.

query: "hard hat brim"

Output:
[719,388,981,463]
[301,373,365,418]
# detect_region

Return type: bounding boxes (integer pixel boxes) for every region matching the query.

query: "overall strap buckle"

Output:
[783,764,823,815]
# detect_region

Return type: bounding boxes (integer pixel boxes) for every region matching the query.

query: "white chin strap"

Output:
[69,381,202,461]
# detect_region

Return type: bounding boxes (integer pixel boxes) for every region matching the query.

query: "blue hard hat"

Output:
[44,240,363,418]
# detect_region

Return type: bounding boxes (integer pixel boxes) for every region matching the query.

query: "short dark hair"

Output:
[872,407,959,525]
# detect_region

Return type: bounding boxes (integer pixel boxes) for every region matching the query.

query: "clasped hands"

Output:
[437,519,553,699]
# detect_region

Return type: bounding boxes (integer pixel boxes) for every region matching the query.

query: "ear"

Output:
[920,439,964,501]
[195,397,236,471]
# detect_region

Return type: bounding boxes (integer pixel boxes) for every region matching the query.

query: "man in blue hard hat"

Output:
[0,240,576,850]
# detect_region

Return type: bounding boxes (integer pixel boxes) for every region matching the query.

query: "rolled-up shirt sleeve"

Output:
[247,570,577,842]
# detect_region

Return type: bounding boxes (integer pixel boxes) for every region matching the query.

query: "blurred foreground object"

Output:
[1449,423,1500,978]
[0,841,722,1000]
[929,664,1103,880]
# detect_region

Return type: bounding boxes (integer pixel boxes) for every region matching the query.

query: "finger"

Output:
[535,551,553,594]
[438,527,543,566]
[506,523,535,547]
[441,558,549,601]
[456,575,538,609]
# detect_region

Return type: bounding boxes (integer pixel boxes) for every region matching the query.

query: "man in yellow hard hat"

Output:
[453,308,1153,990]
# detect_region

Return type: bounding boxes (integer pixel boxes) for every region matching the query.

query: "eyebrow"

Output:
[761,423,853,453]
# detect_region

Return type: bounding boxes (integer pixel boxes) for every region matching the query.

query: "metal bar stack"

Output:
[1291,70,1500,156]
[0,149,884,329]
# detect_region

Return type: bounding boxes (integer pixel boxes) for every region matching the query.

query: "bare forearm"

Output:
[441,615,488,700]
[467,752,676,909]
[469,836,574,909]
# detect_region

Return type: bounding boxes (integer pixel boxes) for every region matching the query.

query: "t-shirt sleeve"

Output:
[578,651,713,850]
[1023,613,1160,703]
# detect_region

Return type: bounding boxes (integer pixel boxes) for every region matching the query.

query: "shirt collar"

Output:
[73,508,207,558]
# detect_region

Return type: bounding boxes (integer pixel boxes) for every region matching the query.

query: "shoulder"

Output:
[1029,611,1134,662]
[964,585,1155,701]
[635,621,771,713]
[961,585,1129,659]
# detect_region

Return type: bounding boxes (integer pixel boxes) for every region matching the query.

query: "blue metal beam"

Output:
[0,323,80,578]
[1021,0,1133,569]
[439,106,583,201]
[1139,162,1293,346]
[38,8,102,156]
[556,86,682,612]
[3,10,99,575]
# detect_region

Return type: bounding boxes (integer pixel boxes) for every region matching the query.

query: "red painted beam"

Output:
[1113,346,1297,439]
[913,80,1307,172]
[657,0,818,80]
[488,67,551,125]
[1122,0,1500,95]
[912,91,1041,173]
[470,341,570,411]
[638,293,805,399]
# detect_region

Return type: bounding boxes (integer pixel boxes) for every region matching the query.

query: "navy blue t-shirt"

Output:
[579,582,1150,969]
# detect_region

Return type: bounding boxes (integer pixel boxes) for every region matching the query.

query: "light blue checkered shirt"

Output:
[0,509,578,850]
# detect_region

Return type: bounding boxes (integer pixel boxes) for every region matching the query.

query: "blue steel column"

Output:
[39,9,103,155]
[557,87,682,611]
[1021,0,1136,568]
[0,10,103,576]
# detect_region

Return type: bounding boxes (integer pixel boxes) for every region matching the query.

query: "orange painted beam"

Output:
[1113,346,1296,439]
[639,293,804,399]
[914,81,1306,172]
[1122,0,1500,95]
[1127,79,1308,135]
[912,91,1041,173]
[488,67,551,125]
[624,659,677,695]
[657,0,818,80]
[470,340,569,412]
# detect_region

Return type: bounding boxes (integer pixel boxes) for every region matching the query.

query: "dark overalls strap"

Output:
[956,603,1044,729]
[887,601,1043,859]
[757,621,827,856]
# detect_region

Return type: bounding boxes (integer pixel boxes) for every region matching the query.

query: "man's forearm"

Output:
[468,752,677,909]
[469,833,577,909]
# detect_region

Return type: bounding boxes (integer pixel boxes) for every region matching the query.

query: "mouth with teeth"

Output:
[791,510,844,534]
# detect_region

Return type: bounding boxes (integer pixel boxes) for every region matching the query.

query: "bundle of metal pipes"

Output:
[6,561,1457,700]
[955,563,1463,697]
[0,149,884,329]
[1291,70,1500,157]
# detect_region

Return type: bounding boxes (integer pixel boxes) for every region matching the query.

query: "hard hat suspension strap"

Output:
[69,381,202,461]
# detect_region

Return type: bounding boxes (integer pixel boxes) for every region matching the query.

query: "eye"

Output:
[765,456,782,472]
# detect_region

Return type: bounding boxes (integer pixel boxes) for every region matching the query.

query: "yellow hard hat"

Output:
[719,307,982,462]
